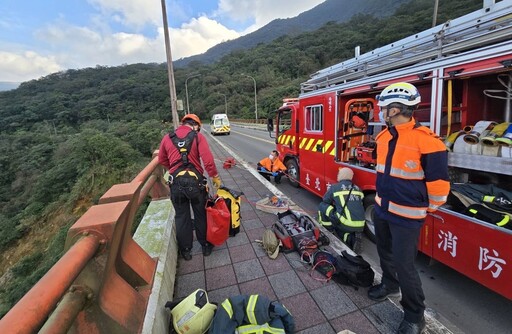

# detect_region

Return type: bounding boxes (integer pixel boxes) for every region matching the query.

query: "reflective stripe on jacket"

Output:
[209,294,294,334]
[318,180,365,232]
[375,118,450,226]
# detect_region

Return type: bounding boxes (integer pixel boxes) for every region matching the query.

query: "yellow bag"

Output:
[217,186,243,236]
[166,289,216,334]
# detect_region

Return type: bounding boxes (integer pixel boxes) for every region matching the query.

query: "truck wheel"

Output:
[285,159,300,188]
[363,193,377,243]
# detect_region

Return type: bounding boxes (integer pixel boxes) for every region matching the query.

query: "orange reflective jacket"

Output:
[375,118,450,225]
[258,157,287,173]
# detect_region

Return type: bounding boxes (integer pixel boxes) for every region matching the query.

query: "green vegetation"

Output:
[0,0,482,317]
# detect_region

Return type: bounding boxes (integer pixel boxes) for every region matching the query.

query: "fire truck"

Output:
[268,0,512,299]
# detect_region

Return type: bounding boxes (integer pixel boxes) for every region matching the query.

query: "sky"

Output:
[0,0,325,83]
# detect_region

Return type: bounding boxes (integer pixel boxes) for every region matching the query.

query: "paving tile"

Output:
[229,243,256,263]
[241,210,259,220]
[226,231,250,247]
[242,218,264,230]
[330,310,380,334]
[259,254,292,275]
[259,214,279,228]
[339,284,378,309]
[268,270,306,299]
[310,284,357,320]
[362,300,403,334]
[297,322,336,334]
[207,285,240,305]
[238,277,277,301]
[281,292,327,332]
[204,248,231,269]
[177,254,204,275]
[233,258,266,283]
[205,265,237,291]
[284,251,307,269]
[251,241,267,258]
[174,271,205,299]
[245,227,266,243]
[295,265,332,291]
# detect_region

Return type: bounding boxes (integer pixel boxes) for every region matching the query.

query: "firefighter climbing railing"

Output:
[302,0,512,92]
[0,153,169,334]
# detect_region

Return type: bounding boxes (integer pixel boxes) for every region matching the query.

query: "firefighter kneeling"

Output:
[318,167,365,253]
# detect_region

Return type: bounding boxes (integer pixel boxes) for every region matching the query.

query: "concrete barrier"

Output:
[134,198,177,334]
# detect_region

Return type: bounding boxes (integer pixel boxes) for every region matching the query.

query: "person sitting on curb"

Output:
[257,150,287,184]
[318,167,366,253]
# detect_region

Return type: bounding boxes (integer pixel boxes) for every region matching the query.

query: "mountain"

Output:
[175,0,411,67]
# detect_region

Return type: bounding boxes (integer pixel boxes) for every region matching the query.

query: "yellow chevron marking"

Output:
[324,141,333,153]
[305,138,315,150]
[300,138,308,149]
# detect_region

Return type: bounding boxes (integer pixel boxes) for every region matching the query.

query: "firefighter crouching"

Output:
[158,114,222,261]
[257,150,287,184]
[318,167,365,253]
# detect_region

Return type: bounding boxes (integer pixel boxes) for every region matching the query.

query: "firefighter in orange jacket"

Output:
[368,83,450,334]
[257,150,287,184]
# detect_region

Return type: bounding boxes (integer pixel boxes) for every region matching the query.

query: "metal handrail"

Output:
[0,154,166,333]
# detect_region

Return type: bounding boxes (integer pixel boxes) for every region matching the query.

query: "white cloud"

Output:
[218,0,325,32]
[0,51,62,82]
[87,0,162,28]
[0,0,326,82]
[170,16,239,59]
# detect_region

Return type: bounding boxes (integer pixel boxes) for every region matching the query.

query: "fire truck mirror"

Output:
[267,119,274,133]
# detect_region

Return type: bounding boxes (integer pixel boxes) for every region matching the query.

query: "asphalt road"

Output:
[204,124,512,334]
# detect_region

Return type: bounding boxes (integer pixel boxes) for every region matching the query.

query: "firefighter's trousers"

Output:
[374,215,425,323]
[170,183,209,252]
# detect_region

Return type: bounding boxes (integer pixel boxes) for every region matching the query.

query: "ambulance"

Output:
[210,114,230,135]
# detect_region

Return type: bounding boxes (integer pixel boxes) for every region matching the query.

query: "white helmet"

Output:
[377,82,421,107]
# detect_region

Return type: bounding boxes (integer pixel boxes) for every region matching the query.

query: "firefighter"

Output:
[369,82,450,334]
[318,167,365,253]
[257,150,287,184]
[158,114,222,261]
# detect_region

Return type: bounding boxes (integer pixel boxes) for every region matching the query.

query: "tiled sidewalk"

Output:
[172,136,450,334]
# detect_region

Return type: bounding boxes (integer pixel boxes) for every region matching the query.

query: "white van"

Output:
[210,114,230,135]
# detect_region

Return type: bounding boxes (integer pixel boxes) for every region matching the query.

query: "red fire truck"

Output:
[268,0,512,299]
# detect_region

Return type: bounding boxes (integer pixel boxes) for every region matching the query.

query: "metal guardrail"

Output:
[0,153,169,334]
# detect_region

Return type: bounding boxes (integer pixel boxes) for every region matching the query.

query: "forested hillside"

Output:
[0,0,483,316]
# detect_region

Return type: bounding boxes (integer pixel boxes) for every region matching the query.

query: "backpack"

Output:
[217,186,243,236]
[332,250,374,288]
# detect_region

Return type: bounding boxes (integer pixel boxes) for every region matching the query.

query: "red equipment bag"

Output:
[272,210,326,252]
[206,196,231,246]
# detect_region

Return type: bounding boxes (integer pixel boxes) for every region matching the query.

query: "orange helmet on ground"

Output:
[181,114,202,127]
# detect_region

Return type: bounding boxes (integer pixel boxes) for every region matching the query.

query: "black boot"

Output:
[181,248,192,261]
[397,317,426,334]
[368,283,400,301]
[202,243,213,256]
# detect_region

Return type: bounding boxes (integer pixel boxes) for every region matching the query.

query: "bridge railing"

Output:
[0,152,169,334]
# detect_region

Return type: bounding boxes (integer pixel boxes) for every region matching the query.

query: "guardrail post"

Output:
[65,182,156,333]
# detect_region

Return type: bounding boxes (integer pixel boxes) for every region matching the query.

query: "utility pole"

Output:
[161,0,180,128]
[432,0,439,27]
[217,93,228,115]
[241,74,258,122]
[185,73,201,115]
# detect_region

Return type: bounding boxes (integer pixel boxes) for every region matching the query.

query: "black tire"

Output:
[285,159,300,188]
[363,193,377,243]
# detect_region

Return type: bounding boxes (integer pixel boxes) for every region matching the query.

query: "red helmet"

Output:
[181,114,202,127]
